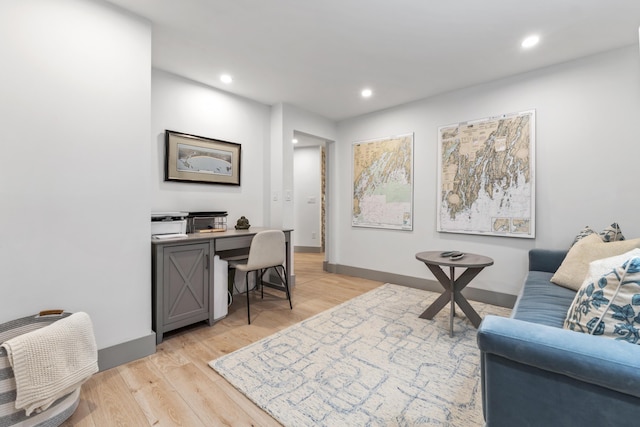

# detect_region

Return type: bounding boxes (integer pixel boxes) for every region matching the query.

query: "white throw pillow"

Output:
[564,255,640,344]
[583,248,640,285]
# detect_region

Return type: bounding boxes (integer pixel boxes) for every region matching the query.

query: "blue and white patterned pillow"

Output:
[564,256,640,344]
[600,222,625,243]
[571,226,596,246]
[571,223,625,246]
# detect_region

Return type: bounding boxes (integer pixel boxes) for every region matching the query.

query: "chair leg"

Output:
[245,265,291,324]
[246,271,251,324]
[275,265,292,309]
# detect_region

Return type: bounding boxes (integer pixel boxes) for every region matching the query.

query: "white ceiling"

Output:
[106,0,640,121]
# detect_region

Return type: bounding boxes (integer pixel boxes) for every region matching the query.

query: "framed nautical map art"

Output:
[352,133,414,230]
[165,130,241,185]
[437,110,535,238]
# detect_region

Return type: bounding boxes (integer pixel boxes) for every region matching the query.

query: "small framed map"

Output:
[437,110,535,238]
[352,133,413,230]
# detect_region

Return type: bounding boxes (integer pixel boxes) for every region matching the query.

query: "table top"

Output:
[151,227,292,245]
[415,251,494,268]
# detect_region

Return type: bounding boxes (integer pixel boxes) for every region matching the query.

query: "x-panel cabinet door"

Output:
[163,243,210,326]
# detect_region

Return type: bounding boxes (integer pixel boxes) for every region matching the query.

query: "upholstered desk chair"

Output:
[231,230,292,324]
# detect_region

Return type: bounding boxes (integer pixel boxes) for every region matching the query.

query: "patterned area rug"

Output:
[209,283,511,426]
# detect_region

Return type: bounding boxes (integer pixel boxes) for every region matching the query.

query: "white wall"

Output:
[0,0,152,348]
[293,146,322,248]
[151,70,271,226]
[334,46,640,296]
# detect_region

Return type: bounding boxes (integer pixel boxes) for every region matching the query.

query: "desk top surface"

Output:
[415,251,494,268]
[151,227,292,245]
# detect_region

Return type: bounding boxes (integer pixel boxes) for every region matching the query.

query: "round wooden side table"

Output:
[415,251,494,337]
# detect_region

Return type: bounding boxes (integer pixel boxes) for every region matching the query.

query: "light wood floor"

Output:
[62,253,383,426]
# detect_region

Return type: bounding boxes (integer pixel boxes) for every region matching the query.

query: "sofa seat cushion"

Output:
[512,271,577,328]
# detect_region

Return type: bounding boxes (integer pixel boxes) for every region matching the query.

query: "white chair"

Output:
[231,230,292,324]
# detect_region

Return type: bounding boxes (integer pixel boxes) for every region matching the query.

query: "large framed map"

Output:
[352,133,413,230]
[437,110,535,238]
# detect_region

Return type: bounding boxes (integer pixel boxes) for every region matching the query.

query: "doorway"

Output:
[292,131,330,267]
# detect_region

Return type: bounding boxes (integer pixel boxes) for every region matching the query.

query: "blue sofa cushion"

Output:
[511,271,576,328]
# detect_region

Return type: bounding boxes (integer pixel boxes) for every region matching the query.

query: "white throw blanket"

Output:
[1,312,98,416]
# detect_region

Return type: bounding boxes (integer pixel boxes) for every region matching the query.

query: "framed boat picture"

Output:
[165,130,241,185]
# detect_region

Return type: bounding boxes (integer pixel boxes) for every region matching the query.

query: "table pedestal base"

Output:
[419,264,484,337]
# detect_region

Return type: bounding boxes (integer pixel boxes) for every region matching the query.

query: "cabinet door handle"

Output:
[205,254,210,270]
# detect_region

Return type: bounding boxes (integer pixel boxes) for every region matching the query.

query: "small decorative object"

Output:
[235,216,250,230]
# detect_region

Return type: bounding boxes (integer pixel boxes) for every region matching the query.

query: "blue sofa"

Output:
[477,249,640,426]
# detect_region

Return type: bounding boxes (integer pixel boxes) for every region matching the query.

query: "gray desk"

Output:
[415,251,493,337]
[152,228,292,343]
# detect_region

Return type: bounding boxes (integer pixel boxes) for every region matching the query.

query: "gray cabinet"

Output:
[152,228,292,344]
[153,242,210,344]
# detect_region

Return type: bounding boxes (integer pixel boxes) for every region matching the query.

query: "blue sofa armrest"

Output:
[528,248,567,273]
[478,315,640,425]
[478,315,640,396]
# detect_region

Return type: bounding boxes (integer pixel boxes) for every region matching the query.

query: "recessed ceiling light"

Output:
[292,138,298,144]
[521,35,540,49]
[361,88,373,98]
[220,74,233,84]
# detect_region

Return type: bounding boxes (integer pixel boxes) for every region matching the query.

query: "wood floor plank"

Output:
[164,362,281,427]
[60,394,96,427]
[117,357,207,426]
[63,253,383,426]
[76,369,150,426]
[118,356,164,391]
